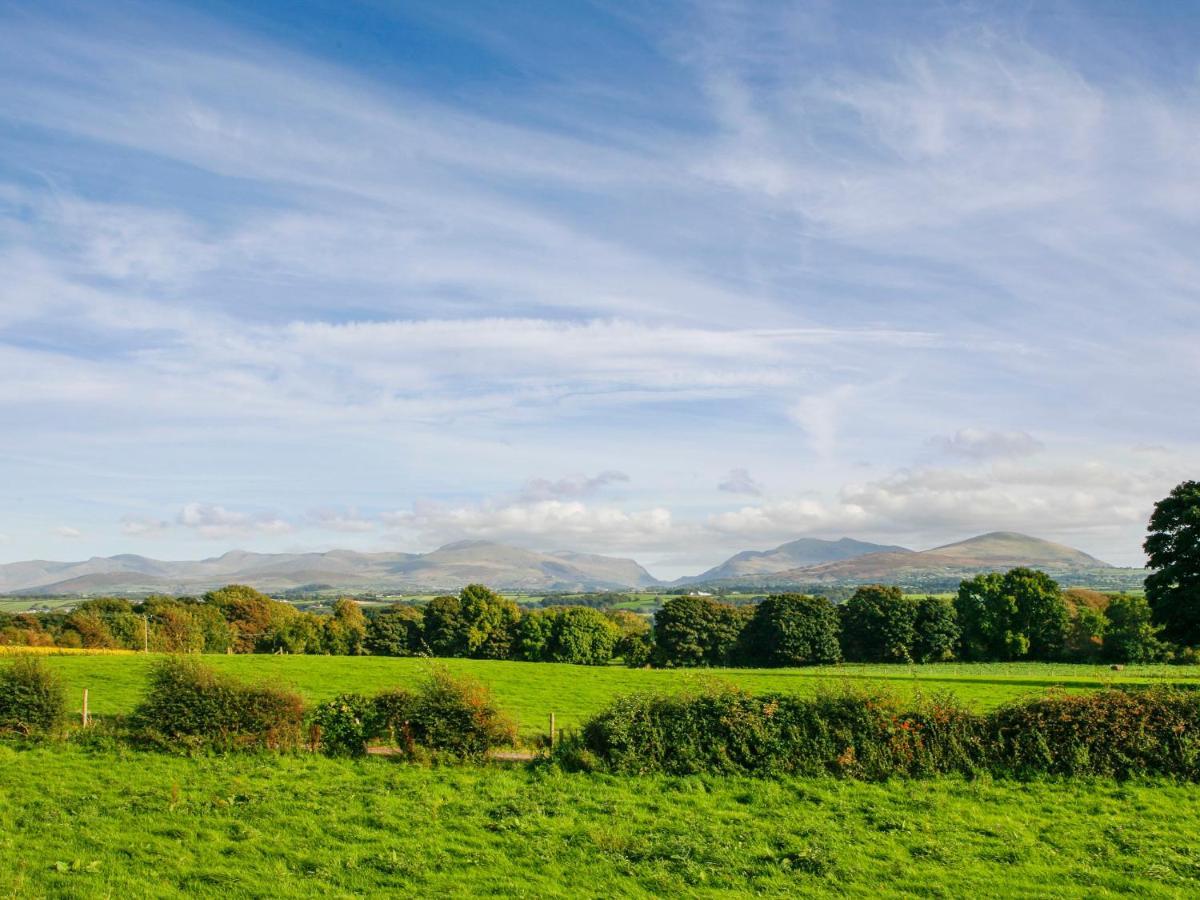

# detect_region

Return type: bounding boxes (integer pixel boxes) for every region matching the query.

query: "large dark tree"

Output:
[739,594,841,667]
[912,596,960,663]
[1144,480,1200,646]
[839,585,917,662]
[652,596,750,667]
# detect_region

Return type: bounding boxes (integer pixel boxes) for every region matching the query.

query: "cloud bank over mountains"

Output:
[0,1,1196,576]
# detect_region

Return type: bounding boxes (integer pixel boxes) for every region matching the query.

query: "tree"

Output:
[651,596,751,667]
[1065,607,1107,662]
[1144,480,1200,646]
[203,584,295,653]
[1104,595,1168,663]
[458,584,521,659]
[840,585,917,662]
[514,609,556,661]
[547,606,619,665]
[366,605,424,657]
[324,599,368,655]
[739,594,841,667]
[606,610,652,666]
[954,568,1067,661]
[422,595,467,657]
[912,596,959,662]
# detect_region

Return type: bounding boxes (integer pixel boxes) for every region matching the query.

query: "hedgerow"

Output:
[561,685,1200,780]
[310,669,515,759]
[130,656,306,752]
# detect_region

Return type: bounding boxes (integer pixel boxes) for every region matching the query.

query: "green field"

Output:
[30,653,1200,741]
[6,655,1200,897]
[1,744,1198,898]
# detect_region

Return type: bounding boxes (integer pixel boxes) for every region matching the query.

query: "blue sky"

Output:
[0,0,1196,576]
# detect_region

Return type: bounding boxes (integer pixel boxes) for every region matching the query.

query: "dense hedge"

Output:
[991,688,1200,778]
[308,669,515,759]
[561,685,1200,780]
[0,656,67,736]
[130,657,306,752]
[566,688,985,778]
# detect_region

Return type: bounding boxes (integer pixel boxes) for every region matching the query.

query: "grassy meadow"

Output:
[23,652,1200,741]
[1,743,1199,898]
[5,654,1200,896]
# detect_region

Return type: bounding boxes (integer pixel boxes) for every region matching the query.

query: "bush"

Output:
[990,687,1200,778]
[131,657,305,752]
[567,686,986,778]
[309,693,380,757]
[0,656,67,736]
[376,668,515,758]
[566,684,1200,780]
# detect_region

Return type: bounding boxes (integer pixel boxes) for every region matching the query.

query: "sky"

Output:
[0,0,1197,578]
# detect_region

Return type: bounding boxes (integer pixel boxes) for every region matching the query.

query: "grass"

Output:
[1,743,1198,897]
[25,653,1200,741]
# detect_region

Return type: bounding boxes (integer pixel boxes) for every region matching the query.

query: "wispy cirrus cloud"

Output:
[0,1,1195,570]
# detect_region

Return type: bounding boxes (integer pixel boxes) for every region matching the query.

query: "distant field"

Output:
[0,745,1198,897]
[0,597,80,613]
[28,653,1200,741]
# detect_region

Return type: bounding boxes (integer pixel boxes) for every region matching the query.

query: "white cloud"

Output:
[933,428,1044,460]
[177,503,293,540]
[53,526,83,539]
[717,467,763,496]
[384,497,674,552]
[121,516,172,537]
[519,471,629,502]
[308,508,376,533]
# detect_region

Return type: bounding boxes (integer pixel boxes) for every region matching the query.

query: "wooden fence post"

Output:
[81,688,89,727]
[549,712,556,747]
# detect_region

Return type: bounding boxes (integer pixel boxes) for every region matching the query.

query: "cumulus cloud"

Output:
[933,428,1044,460]
[717,468,763,496]
[177,503,292,540]
[307,508,376,533]
[121,516,172,537]
[383,497,673,552]
[519,470,630,502]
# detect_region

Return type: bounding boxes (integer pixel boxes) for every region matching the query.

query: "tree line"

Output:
[0,571,1172,666]
[3,477,1198,666]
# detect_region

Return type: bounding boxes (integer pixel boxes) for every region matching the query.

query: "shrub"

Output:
[568,686,986,778]
[990,687,1200,778]
[131,656,305,752]
[0,656,67,736]
[309,693,380,757]
[378,668,515,758]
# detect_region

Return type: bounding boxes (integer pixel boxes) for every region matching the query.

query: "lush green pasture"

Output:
[0,744,1198,898]
[32,653,1200,741]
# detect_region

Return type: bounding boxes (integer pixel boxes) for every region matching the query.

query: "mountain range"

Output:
[0,531,1132,596]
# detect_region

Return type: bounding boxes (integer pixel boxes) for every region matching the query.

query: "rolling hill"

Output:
[679,537,911,584]
[0,541,659,595]
[711,532,1116,588]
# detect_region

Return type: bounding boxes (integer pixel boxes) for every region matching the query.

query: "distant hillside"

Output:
[681,537,911,584]
[705,532,1120,589]
[1,541,660,595]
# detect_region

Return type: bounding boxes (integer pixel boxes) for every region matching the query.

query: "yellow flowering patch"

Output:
[0,646,138,656]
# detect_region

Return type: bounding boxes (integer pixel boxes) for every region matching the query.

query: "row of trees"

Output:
[651,571,1168,667]
[0,583,651,667]
[2,571,1166,667]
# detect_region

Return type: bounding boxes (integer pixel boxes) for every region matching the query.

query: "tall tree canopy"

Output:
[1144,480,1200,646]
